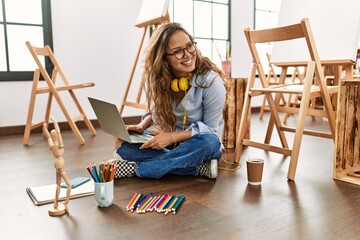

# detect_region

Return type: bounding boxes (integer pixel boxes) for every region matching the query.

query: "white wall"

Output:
[0,0,145,127]
[231,0,253,79]
[230,0,261,107]
[0,0,255,127]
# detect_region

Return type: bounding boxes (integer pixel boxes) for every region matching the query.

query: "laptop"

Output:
[88,97,153,143]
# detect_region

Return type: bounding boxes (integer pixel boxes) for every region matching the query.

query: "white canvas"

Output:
[271,0,360,64]
[136,0,169,25]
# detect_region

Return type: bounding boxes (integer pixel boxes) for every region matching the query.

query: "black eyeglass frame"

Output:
[165,42,197,60]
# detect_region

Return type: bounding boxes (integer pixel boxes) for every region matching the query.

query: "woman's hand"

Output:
[140,130,174,150]
[126,124,145,134]
[114,138,123,149]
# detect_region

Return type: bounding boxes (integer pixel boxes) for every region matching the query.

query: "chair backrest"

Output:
[244,18,335,120]
[25,41,70,86]
[244,18,326,87]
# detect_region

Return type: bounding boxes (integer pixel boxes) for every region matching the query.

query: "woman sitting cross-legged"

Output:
[111,22,227,179]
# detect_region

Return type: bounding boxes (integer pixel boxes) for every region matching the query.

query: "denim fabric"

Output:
[115,133,222,179]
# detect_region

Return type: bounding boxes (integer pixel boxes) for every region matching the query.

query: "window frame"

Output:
[0,0,53,81]
[254,0,281,75]
[168,0,231,67]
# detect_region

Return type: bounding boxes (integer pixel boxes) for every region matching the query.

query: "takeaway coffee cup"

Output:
[94,180,114,207]
[246,158,264,185]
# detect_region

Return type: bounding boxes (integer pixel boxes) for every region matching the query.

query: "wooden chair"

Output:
[282,65,307,123]
[259,53,286,120]
[23,41,96,145]
[234,18,338,180]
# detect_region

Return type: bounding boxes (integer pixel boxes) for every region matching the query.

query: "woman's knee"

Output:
[193,133,221,150]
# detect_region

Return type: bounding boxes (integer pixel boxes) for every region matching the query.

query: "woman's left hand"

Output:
[140,130,174,150]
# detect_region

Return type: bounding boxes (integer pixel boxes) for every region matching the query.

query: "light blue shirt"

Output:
[173,70,226,139]
[144,70,226,140]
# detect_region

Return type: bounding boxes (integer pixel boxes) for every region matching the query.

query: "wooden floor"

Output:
[1,112,360,240]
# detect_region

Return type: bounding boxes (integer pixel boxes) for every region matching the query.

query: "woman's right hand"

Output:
[126,124,145,134]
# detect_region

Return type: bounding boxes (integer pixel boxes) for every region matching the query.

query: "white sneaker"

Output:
[199,159,218,179]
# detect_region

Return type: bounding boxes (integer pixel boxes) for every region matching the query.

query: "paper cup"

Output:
[246,158,264,185]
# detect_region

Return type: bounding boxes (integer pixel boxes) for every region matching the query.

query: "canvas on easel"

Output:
[272,0,360,64]
[120,0,170,115]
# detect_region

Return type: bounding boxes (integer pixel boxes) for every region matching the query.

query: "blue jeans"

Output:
[115,133,222,179]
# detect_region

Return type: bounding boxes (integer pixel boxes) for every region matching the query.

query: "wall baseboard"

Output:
[0,116,141,137]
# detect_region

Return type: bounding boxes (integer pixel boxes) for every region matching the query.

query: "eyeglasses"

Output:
[166,42,197,60]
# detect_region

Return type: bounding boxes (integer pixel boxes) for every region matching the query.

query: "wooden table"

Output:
[270,59,355,139]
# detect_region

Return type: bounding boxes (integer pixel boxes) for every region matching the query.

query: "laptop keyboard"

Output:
[130,133,153,143]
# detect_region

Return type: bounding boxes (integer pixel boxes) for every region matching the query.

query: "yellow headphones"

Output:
[171,73,192,92]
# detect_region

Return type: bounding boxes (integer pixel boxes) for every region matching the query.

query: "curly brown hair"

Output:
[143,22,227,133]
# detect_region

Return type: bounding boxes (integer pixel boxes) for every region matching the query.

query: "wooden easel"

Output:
[119,13,169,115]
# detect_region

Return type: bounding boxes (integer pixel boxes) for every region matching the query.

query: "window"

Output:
[168,0,230,68]
[0,0,52,81]
[254,0,281,74]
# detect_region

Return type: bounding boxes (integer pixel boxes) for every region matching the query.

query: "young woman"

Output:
[112,22,227,179]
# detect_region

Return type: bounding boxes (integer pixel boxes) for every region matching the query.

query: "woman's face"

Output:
[165,30,196,78]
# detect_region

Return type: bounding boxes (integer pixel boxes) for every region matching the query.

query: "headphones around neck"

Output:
[171,73,192,92]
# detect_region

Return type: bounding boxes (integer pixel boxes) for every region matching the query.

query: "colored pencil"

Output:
[130,193,143,212]
[136,193,152,210]
[155,194,168,212]
[91,165,99,182]
[163,196,175,214]
[127,193,139,211]
[106,163,112,181]
[162,195,176,213]
[86,165,95,181]
[98,163,103,182]
[137,196,153,213]
[158,195,172,213]
[145,195,159,212]
[172,195,185,214]
[150,195,163,212]
[165,196,178,215]
[93,164,100,182]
